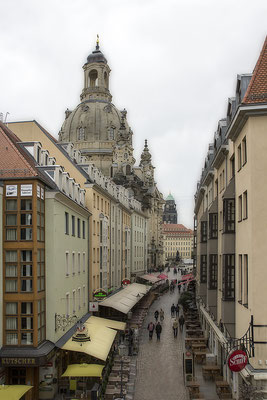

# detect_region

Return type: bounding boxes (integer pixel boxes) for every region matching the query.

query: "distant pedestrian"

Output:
[179,315,185,332]
[171,303,176,317]
[147,321,155,340]
[154,310,159,322]
[175,304,180,317]
[159,308,164,322]
[172,318,178,338]
[155,322,162,340]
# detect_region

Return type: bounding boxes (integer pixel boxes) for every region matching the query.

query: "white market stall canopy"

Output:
[99,283,150,314]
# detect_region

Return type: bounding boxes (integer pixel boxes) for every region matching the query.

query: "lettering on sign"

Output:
[228,350,248,372]
[2,358,36,365]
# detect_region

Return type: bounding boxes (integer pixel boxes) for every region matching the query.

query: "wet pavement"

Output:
[134,269,189,400]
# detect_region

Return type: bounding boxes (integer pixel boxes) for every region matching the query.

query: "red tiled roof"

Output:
[243,36,267,104]
[0,122,37,179]
[162,223,193,234]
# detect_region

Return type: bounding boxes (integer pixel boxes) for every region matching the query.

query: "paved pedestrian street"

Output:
[134,271,189,400]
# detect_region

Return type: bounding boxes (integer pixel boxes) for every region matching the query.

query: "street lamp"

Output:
[114,343,127,400]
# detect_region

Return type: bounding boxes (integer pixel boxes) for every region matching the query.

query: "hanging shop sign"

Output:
[122,279,131,286]
[93,289,107,300]
[89,302,99,312]
[228,350,248,372]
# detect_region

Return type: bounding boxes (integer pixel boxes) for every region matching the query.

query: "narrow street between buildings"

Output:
[134,270,189,400]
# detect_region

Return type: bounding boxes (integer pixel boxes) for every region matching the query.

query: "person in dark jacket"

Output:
[171,303,176,317]
[155,322,162,340]
[154,310,159,321]
[179,315,185,332]
[175,304,180,317]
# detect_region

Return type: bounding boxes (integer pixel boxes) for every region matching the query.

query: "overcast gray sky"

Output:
[1,0,267,227]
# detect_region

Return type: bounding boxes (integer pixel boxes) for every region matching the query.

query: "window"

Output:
[66,293,70,316]
[20,228,32,240]
[223,254,235,300]
[77,218,81,238]
[200,221,207,243]
[97,196,99,210]
[72,290,76,313]
[72,252,75,275]
[238,195,242,222]
[65,212,69,234]
[209,255,218,289]
[238,255,242,303]
[238,144,242,170]
[200,255,207,283]
[83,252,86,273]
[83,286,86,306]
[82,221,85,239]
[243,191,248,219]
[223,199,235,233]
[66,252,69,276]
[242,137,247,166]
[78,253,81,274]
[93,193,96,208]
[244,255,248,306]
[6,199,17,210]
[72,215,75,236]
[209,213,218,239]
[78,287,81,310]
[230,155,235,179]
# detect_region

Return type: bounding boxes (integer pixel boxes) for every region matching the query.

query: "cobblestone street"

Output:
[134,270,189,400]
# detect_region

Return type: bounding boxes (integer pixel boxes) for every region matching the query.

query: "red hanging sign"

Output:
[122,279,131,286]
[228,350,248,372]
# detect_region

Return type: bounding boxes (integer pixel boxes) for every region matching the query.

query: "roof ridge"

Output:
[243,36,267,104]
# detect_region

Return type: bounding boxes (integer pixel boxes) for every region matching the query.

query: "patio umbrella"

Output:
[0,385,33,400]
[61,363,104,378]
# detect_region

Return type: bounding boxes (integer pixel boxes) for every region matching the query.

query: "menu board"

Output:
[21,184,32,196]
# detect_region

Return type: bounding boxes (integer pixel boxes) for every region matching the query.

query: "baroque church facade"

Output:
[58,40,164,269]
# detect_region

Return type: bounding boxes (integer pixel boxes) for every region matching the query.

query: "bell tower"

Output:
[80,36,112,102]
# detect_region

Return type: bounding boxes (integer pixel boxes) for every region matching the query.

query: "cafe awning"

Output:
[0,385,33,400]
[87,316,126,331]
[62,363,104,378]
[61,316,125,361]
[158,273,168,280]
[99,283,150,314]
[139,274,160,283]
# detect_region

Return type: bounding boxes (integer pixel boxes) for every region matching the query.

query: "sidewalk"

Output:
[134,269,189,400]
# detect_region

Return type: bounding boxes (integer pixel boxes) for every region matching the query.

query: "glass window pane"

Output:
[21,332,33,345]
[21,302,33,314]
[21,250,32,261]
[21,279,33,292]
[20,228,32,240]
[6,333,18,345]
[6,251,17,262]
[6,317,17,330]
[21,317,33,330]
[5,280,17,292]
[6,265,17,277]
[6,199,17,211]
[21,265,32,277]
[6,214,17,225]
[21,199,32,210]
[6,303,18,314]
[21,214,32,225]
[6,229,17,240]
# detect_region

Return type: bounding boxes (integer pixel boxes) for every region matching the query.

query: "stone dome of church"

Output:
[86,46,107,64]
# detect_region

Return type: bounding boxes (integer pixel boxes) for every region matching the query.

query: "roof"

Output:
[166,193,175,201]
[86,44,107,64]
[0,122,55,188]
[162,223,193,234]
[99,283,150,314]
[243,36,267,104]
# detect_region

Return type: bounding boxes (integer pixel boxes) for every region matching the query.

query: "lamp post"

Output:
[114,343,127,400]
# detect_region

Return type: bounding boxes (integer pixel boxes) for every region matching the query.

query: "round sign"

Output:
[228,350,248,372]
[122,279,131,286]
[93,288,107,300]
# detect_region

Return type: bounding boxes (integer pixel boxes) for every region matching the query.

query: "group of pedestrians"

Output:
[148,304,185,341]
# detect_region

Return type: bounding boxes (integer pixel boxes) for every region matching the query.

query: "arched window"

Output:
[126,165,131,175]
[109,127,115,140]
[78,127,85,140]
[89,69,98,87]
[104,71,108,87]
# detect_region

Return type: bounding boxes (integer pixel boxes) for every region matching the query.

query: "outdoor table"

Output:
[185,337,206,348]
[192,343,207,351]
[215,380,231,396]
[187,381,200,397]
[193,351,207,364]
[186,329,204,337]
[112,365,130,376]
[105,387,127,400]
[202,365,221,380]
[108,375,128,384]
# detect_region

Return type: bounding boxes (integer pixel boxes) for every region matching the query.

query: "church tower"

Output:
[139,140,155,187]
[163,193,178,224]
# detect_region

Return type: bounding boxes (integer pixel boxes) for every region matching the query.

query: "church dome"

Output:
[59,101,130,144]
[86,45,107,64]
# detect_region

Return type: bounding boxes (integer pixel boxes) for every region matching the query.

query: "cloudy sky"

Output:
[1,0,267,227]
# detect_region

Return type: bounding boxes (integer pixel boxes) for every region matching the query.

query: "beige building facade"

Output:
[162,224,193,262]
[194,37,267,398]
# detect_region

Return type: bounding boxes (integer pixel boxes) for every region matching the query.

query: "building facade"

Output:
[162,224,193,262]
[194,37,267,398]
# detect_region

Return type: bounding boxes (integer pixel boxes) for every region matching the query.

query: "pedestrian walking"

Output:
[155,321,162,340]
[159,308,164,322]
[171,303,176,317]
[154,310,159,322]
[147,321,155,340]
[172,318,178,338]
[179,315,185,332]
[175,304,180,317]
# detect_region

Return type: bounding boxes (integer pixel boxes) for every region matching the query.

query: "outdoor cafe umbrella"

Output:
[61,363,104,378]
[0,385,33,400]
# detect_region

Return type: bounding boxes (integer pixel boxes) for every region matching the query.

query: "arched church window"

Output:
[124,153,128,160]
[104,71,108,87]
[78,127,85,140]
[126,165,131,175]
[109,127,115,140]
[89,69,98,87]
